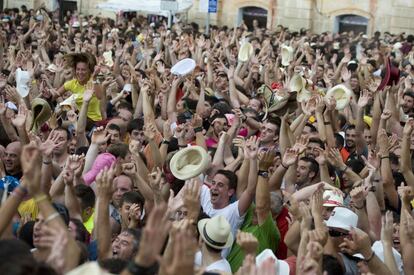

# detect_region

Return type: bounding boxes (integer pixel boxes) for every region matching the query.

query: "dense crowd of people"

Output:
[1,4,414,275]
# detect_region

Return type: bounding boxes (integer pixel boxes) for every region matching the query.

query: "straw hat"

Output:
[325,84,353,110]
[59,94,78,111]
[290,74,313,102]
[16,68,31,98]
[326,207,358,231]
[323,190,344,207]
[197,215,233,249]
[30,98,52,132]
[169,146,210,180]
[281,45,294,66]
[171,58,196,77]
[238,42,253,62]
[255,249,290,274]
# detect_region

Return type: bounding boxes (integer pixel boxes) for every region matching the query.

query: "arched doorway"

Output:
[239,6,267,30]
[334,14,368,34]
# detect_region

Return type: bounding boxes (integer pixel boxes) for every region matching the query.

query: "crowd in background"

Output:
[1,4,414,275]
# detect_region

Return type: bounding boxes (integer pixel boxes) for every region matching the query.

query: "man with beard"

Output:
[400,91,414,119]
[340,125,365,162]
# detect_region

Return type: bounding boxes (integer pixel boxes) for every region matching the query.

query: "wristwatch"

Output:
[258,170,269,178]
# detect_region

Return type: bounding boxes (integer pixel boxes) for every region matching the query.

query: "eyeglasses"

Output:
[328,229,349,237]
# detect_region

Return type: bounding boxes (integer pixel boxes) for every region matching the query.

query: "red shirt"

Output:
[275,207,290,259]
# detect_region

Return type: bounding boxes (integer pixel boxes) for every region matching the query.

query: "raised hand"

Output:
[282,148,299,168]
[39,130,65,158]
[398,182,414,207]
[293,135,309,154]
[244,136,259,159]
[65,154,85,178]
[236,230,259,256]
[403,118,414,136]
[11,104,28,128]
[327,148,345,168]
[357,89,371,108]
[95,165,116,200]
[381,109,392,121]
[183,178,201,220]
[91,126,110,145]
[143,123,157,141]
[135,203,171,267]
[128,203,142,228]
[381,211,394,245]
[350,186,369,209]
[149,167,163,201]
[122,162,137,178]
[258,150,276,171]
[339,227,372,257]
[21,142,42,196]
[83,88,94,102]
[341,66,351,82]
[163,119,173,141]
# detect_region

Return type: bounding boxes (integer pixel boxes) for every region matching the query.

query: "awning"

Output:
[96,0,193,16]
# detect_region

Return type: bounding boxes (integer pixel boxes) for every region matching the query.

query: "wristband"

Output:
[380,156,389,160]
[340,166,348,173]
[162,139,170,145]
[178,144,187,148]
[324,121,331,125]
[281,163,289,169]
[34,194,48,204]
[44,212,60,223]
[353,204,364,210]
[43,160,52,165]
[194,126,203,133]
[258,170,269,178]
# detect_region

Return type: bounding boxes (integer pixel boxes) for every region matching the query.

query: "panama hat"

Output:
[377,57,400,91]
[289,74,306,93]
[325,84,353,110]
[47,64,58,73]
[67,262,112,275]
[281,45,294,66]
[256,249,290,274]
[30,98,52,132]
[171,58,196,77]
[16,68,31,98]
[103,51,114,67]
[326,207,358,231]
[197,215,233,250]
[170,145,210,180]
[59,94,78,110]
[238,42,254,62]
[323,190,344,207]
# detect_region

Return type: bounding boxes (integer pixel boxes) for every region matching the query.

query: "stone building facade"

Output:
[3,0,414,35]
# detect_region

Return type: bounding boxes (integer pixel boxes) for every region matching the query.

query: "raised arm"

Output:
[256,151,275,225]
[238,136,259,216]
[400,118,414,190]
[95,166,116,260]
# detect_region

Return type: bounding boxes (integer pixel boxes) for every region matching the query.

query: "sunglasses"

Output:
[328,229,349,237]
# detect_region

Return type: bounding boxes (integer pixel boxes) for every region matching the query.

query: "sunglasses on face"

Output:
[328,229,348,237]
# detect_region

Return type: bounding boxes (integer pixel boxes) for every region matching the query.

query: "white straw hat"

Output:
[171,58,196,77]
[198,215,233,250]
[170,146,210,180]
[281,45,294,66]
[16,68,31,98]
[255,249,290,274]
[323,190,344,207]
[238,42,253,62]
[325,84,354,110]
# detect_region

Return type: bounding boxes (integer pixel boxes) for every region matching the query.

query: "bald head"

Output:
[4,142,22,175]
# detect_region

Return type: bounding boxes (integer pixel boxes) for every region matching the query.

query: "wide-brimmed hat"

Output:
[171,58,196,77]
[30,98,52,132]
[326,207,358,231]
[325,84,354,110]
[197,215,233,250]
[323,190,344,207]
[255,249,290,274]
[238,42,253,62]
[281,45,294,66]
[16,68,31,98]
[170,146,210,180]
[377,57,400,91]
[59,94,78,110]
[47,64,58,73]
[290,74,313,102]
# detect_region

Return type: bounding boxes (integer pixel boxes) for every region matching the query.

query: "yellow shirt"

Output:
[64,79,102,121]
[83,211,95,234]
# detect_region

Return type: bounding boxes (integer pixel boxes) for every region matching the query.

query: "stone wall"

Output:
[4,0,414,35]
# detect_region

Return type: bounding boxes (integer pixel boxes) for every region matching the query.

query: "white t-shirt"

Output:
[194,251,232,273]
[200,184,245,257]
